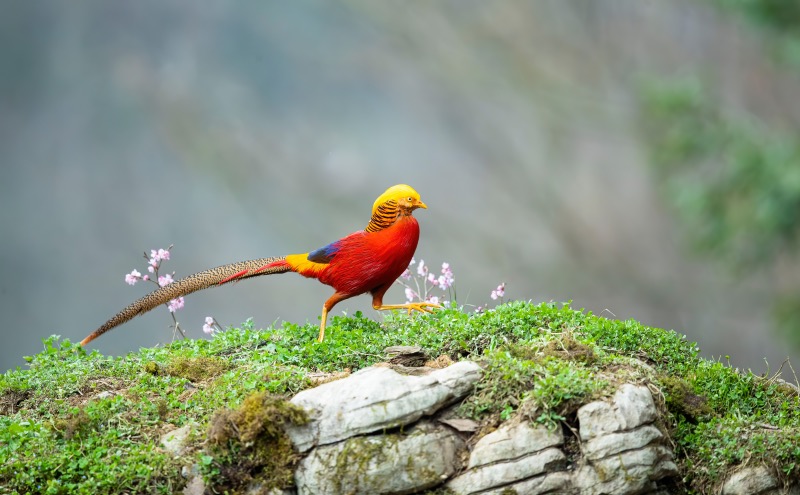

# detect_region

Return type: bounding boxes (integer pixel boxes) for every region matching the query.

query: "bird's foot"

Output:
[375,302,441,315]
[404,302,440,315]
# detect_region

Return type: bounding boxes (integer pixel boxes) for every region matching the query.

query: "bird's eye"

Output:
[407,197,413,201]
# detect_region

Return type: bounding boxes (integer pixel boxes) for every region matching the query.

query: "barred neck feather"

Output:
[365,200,400,232]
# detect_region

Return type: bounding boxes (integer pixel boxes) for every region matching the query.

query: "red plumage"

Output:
[315,216,419,296]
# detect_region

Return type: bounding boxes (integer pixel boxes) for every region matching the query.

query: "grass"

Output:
[2,301,800,494]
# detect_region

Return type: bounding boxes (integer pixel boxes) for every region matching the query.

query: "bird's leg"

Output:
[371,289,440,316]
[373,302,441,314]
[318,292,352,343]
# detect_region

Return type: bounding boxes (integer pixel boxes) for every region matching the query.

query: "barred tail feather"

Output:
[81,257,290,346]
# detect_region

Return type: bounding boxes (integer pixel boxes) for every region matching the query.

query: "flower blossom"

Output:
[125,269,142,286]
[400,269,411,280]
[490,283,506,300]
[427,295,439,305]
[438,262,455,289]
[167,297,184,313]
[203,316,215,335]
[158,273,174,287]
[405,287,417,303]
[416,259,427,277]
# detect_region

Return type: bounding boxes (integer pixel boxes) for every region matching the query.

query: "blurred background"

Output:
[3,1,800,375]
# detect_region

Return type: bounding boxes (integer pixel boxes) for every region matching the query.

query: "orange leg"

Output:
[371,284,441,316]
[372,301,440,314]
[318,292,353,342]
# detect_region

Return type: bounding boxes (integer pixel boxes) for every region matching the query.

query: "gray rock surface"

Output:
[286,360,481,452]
[160,423,197,456]
[447,447,566,494]
[467,420,564,469]
[575,384,677,495]
[574,445,677,495]
[578,383,658,440]
[582,424,664,460]
[721,465,782,495]
[446,420,567,494]
[295,421,463,495]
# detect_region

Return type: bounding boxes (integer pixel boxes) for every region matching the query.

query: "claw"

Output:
[405,302,441,315]
[374,302,441,316]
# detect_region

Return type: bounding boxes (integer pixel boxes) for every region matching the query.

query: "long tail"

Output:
[81,257,291,346]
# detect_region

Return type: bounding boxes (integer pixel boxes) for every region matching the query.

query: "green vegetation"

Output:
[2,301,800,494]
[641,78,800,348]
[715,0,800,67]
[205,391,308,492]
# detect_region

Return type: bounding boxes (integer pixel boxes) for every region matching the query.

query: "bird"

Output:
[80,184,438,346]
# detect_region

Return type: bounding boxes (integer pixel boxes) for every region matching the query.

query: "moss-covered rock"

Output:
[1,301,799,494]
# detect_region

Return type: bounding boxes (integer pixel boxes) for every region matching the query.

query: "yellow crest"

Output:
[372,184,421,214]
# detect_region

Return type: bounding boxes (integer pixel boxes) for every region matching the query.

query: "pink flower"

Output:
[167,297,184,313]
[158,273,174,287]
[409,258,415,267]
[404,287,417,303]
[416,260,427,277]
[142,275,149,281]
[490,283,506,300]
[428,273,437,285]
[125,269,141,286]
[203,316,215,335]
[157,248,170,261]
[400,269,411,280]
[148,265,155,273]
[427,295,439,305]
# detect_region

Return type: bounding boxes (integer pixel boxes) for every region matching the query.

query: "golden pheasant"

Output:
[81,184,437,346]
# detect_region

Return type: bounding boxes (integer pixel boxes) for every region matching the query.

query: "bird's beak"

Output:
[416,200,427,209]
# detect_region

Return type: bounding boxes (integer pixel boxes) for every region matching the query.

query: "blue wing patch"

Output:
[307,241,340,263]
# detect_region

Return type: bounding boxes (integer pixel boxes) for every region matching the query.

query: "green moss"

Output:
[204,391,308,492]
[164,356,229,382]
[660,375,713,420]
[143,361,160,375]
[49,407,92,440]
[542,331,596,364]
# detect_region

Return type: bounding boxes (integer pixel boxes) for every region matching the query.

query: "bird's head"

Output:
[373,184,427,215]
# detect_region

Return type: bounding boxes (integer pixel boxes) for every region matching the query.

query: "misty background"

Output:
[2,1,800,375]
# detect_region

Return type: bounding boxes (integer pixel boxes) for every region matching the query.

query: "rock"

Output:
[477,472,572,495]
[160,423,197,456]
[286,361,481,452]
[467,420,563,469]
[447,448,566,495]
[582,424,664,460]
[721,465,780,495]
[295,421,463,495]
[573,385,677,495]
[438,417,480,432]
[447,420,566,495]
[574,445,678,495]
[182,476,204,495]
[245,485,294,495]
[578,384,657,440]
